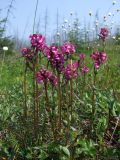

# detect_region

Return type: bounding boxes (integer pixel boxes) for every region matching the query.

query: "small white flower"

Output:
[70,12,73,16]
[64,20,68,23]
[108,12,112,16]
[117,8,120,12]
[3,46,8,51]
[118,37,120,40]
[95,20,99,23]
[113,1,116,5]
[104,15,106,19]
[63,28,67,32]
[56,32,60,36]
[111,21,114,24]
[96,22,99,26]
[104,16,107,21]
[68,24,71,27]
[104,18,107,22]
[112,36,116,39]
[89,11,92,16]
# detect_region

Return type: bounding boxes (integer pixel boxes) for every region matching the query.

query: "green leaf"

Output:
[60,146,70,157]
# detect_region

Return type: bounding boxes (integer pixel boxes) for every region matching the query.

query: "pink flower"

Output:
[43,45,50,57]
[49,74,58,86]
[29,34,46,51]
[63,61,79,80]
[45,45,64,72]
[99,28,109,41]
[94,61,101,69]
[90,52,99,61]
[100,52,107,62]
[36,68,50,84]
[79,53,86,60]
[61,42,75,55]
[81,66,90,74]
[90,51,107,69]
[79,53,86,65]
[36,68,58,86]
[21,48,34,59]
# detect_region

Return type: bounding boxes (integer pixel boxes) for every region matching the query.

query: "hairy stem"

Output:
[92,67,97,132]
[33,59,37,138]
[58,73,62,130]
[23,59,27,119]
[44,82,55,140]
[70,79,73,120]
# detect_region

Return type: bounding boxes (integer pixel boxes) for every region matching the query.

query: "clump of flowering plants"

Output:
[1,23,120,159]
[17,30,120,160]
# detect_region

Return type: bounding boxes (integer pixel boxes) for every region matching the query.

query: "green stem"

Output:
[44,82,49,109]
[58,73,62,130]
[66,82,70,145]
[0,51,6,82]
[33,51,39,140]
[36,53,39,132]
[92,67,96,131]
[69,59,74,122]
[70,79,73,120]
[92,67,96,114]
[103,41,105,52]
[44,82,55,140]
[23,59,27,119]
[33,60,37,138]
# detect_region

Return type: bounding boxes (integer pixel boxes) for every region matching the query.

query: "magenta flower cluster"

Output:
[44,42,76,72]
[99,28,109,41]
[45,45,64,72]
[81,66,89,74]
[21,33,108,86]
[29,34,46,51]
[63,61,79,80]
[61,42,76,55]
[47,46,64,71]
[79,53,86,61]
[21,35,76,71]
[21,48,34,59]
[21,34,46,59]
[36,68,58,86]
[90,51,107,69]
